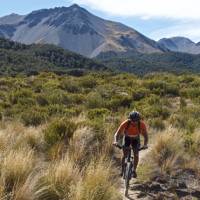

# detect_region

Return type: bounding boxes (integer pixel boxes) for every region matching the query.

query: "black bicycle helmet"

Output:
[129,111,141,121]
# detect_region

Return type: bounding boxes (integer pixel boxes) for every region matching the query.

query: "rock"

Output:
[191,190,200,198]
[178,182,187,189]
[131,184,146,191]
[137,192,147,198]
[156,192,176,200]
[155,176,168,184]
[175,189,190,197]
[149,182,164,192]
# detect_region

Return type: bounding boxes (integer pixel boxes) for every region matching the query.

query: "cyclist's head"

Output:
[129,111,141,122]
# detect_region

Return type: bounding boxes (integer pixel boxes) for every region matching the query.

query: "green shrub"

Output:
[107,95,132,111]
[47,90,69,105]
[143,105,170,120]
[9,89,34,105]
[80,76,97,88]
[181,87,200,99]
[149,118,165,130]
[68,94,85,104]
[132,88,149,101]
[60,79,80,93]
[88,108,110,120]
[44,118,77,146]
[36,94,49,106]
[86,92,104,109]
[170,114,198,133]
[21,108,48,126]
[180,97,187,109]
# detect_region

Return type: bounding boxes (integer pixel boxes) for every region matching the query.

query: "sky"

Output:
[1,0,200,42]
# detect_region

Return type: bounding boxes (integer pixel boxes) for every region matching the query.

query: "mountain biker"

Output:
[113,111,148,178]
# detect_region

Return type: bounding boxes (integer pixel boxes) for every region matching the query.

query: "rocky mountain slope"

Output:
[0,4,167,58]
[159,37,200,54]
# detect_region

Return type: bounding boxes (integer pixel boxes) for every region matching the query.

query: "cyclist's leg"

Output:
[131,136,140,177]
[121,136,131,175]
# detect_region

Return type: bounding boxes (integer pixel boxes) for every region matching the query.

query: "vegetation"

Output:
[0,38,107,76]
[0,71,199,198]
[2,38,200,77]
[98,51,200,75]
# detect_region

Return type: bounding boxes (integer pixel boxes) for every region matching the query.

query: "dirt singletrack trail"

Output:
[120,146,151,200]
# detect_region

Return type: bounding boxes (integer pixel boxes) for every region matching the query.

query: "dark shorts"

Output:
[124,136,140,151]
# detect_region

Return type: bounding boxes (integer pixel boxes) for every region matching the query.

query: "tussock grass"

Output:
[150,128,184,175]
[75,159,121,200]
[0,148,35,192]
[0,123,44,152]
[68,126,94,167]
[33,156,79,200]
[140,128,200,181]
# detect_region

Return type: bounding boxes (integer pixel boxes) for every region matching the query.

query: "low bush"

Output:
[9,89,34,105]
[149,118,165,130]
[36,94,49,106]
[60,79,80,93]
[43,118,77,146]
[107,95,132,111]
[21,109,48,126]
[86,92,104,109]
[132,88,149,101]
[79,76,97,88]
[88,108,110,120]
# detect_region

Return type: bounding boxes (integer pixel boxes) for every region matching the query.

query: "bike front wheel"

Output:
[124,162,132,196]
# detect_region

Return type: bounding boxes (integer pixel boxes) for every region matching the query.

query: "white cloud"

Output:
[149,22,200,42]
[72,0,200,19]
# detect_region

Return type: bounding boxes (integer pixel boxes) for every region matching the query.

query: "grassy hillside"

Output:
[0,72,199,199]
[98,51,200,75]
[0,38,107,76]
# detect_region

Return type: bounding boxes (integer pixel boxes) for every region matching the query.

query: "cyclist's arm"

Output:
[114,120,127,143]
[143,132,148,146]
[141,122,148,147]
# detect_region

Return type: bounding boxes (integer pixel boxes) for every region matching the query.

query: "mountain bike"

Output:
[114,144,148,196]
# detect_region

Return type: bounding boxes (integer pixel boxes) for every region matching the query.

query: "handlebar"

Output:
[113,143,148,151]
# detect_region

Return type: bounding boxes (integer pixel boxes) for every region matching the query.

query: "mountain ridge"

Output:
[0,4,167,58]
[158,36,200,54]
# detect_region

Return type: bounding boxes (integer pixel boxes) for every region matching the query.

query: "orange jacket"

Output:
[117,119,147,137]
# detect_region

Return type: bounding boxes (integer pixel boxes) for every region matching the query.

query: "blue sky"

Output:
[1,0,200,42]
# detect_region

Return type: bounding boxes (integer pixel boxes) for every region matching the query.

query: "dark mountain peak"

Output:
[170,36,195,44]
[196,42,200,46]
[23,4,90,28]
[159,37,194,44]
[69,4,81,9]
[158,36,200,54]
[0,13,24,25]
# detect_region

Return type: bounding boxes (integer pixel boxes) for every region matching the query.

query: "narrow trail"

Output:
[120,146,152,200]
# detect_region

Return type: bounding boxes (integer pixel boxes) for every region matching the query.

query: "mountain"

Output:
[0,4,167,58]
[0,38,107,76]
[158,37,200,54]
